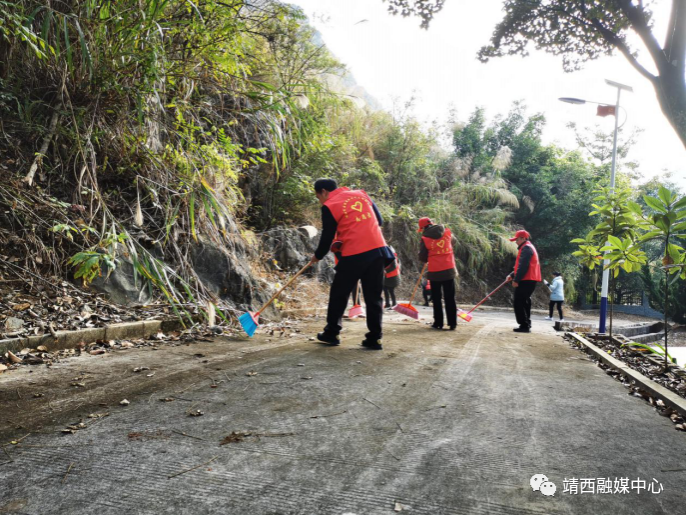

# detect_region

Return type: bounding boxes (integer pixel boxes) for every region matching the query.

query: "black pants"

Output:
[514,280,537,328]
[549,300,563,319]
[325,257,385,340]
[430,279,457,328]
[384,287,396,307]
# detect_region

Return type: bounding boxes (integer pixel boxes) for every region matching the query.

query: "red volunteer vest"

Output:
[422,228,456,273]
[514,241,542,282]
[385,252,400,278]
[325,188,387,257]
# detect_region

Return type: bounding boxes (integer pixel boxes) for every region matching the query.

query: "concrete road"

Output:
[1,308,684,514]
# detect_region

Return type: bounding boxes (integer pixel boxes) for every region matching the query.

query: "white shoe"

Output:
[559,318,565,322]
[544,316,553,321]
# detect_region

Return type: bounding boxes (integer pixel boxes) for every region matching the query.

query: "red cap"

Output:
[509,230,530,242]
[418,217,433,233]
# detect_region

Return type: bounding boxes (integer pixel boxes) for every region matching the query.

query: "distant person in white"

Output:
[544,272,564,322]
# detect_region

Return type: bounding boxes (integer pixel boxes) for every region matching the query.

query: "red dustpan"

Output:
[393,264,427,320]
[457,277,512,322]
[348,283,363,319]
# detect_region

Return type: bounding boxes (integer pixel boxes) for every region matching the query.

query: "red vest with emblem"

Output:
[422,228,456,273]
[385,251,400,278]
[325,188,387,257]
[514,241,542,282]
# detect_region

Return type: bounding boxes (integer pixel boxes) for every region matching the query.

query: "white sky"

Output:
[291,0,686,189]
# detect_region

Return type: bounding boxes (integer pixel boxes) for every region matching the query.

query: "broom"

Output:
[457,276,512,322]
[393,263,427,320]
[239,261,311,337]
[348,282,363,319]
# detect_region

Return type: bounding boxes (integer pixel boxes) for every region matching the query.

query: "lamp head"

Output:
[558,97,587,105]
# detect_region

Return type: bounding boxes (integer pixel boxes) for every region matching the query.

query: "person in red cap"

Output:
[418,217,458,330]
[507,229,541,333]
[310,178,395,350]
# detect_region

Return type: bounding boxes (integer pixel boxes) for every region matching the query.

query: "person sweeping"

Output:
[310,179,394,350]
[418,217,458,330]
[384,245,401,309]
[507,229,542,333]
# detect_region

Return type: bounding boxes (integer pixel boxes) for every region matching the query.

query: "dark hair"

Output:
[313,178,338,193]
[553,271,561,277]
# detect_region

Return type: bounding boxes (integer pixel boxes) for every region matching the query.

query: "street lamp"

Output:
[560,79,633,334]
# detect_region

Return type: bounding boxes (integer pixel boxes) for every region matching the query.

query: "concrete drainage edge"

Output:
[566,332,686,418]
[0,319,185,356]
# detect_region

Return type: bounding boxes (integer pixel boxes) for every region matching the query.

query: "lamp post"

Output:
[560,79,633,334]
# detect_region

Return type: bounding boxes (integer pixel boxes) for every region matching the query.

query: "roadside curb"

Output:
[566,332,686,418]
[0,319,184,356]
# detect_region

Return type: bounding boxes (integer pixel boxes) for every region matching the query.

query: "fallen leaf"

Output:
[33,393,44,398]
[37,345,48,352]
[120,341,134,349]
[146,372,155,377]
[394,502,404,512]
[0,364,7,372]
[219,431,252,445]
[70,382,86,387]
[89,349,106,355]
[188,410,204,417]
[12,303,31,311]
[7,351,22,364]
[120,399,130,406]
[159,398,175,402]
[246,371,257,377]
[133,367,150,373]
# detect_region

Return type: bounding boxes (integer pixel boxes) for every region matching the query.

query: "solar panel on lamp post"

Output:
[559,79,633,334]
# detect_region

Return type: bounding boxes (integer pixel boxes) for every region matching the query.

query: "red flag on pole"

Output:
[596,105,616,117]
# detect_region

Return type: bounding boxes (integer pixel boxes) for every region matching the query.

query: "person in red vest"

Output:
[507,229,542,333]
[383,245,401,309]
[418,217,458,330]
[310,178,395,350]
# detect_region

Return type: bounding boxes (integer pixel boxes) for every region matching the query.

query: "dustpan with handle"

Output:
[239,262,311,336]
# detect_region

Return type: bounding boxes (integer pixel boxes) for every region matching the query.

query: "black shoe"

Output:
[513,327,530,333]
[430,324,443,330]
[424,303,430,307]
[317,332,340,345]
[384,304,391,309]
[361,339,383,350]
[449,325,457,331]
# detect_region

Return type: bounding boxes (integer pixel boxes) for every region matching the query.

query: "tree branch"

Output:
[23,108,61,187]
[587,17,657,83]
[664,0,686,74]
[616,0,669,73]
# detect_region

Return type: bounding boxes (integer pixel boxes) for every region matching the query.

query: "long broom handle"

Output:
[468,277,512,313]
[256,261,311,314]
[408,263,428,305]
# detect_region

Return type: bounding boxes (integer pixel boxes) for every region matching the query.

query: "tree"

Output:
[384,0,686,150]
[572,187,645,337]
[634,186,686,368]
